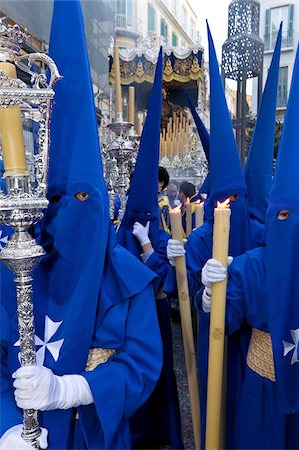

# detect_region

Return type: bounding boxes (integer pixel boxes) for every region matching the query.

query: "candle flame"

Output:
[217,198,230,209]
[172,204,182,213]
[186,197,190,204]
[195,200,204,207]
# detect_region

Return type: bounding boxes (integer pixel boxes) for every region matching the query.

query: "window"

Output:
[172,0,177,16]
[277,66,288,108]
[182,6,187,30]
[148,4,156,32]
[116,0,133,28]
[172,32,178,46]
[264,5,294,51]
[160,18,168,41]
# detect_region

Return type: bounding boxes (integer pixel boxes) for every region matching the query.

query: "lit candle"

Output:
[186,197,192,237]
[169,206,201,450]
[0,62,27,175]
[205,198,231,450]
[128,86,134,125]
[113,46,122,115]
[195,201,204,228]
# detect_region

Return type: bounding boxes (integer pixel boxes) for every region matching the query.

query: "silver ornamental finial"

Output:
[0,21,29,60]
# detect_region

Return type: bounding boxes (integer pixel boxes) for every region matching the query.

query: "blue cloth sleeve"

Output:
[81,284,162,448]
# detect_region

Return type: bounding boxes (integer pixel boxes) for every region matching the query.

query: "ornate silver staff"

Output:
[0,21,61,447]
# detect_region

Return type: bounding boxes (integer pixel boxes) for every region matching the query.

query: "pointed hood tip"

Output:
[207,21,246,199]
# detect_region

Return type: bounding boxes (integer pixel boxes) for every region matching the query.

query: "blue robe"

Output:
[129,230,183,449]
[0,244,163,450]
[221,247,299,449]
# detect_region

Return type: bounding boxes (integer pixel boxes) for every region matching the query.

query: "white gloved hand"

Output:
[201,258,228,289]
[118,209,124,221]
[132,221,150,247]
[0,424,48,449]
[201,257,233,313]
[166,239,186,267]
[13,365,93,411]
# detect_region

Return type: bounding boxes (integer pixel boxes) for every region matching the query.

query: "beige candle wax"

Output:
[205,199,231,450]
[113,46,122,115]
[0,62,27,175]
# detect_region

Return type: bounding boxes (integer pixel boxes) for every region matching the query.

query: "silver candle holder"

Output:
[0,21,61,447]
[106,113,138,218]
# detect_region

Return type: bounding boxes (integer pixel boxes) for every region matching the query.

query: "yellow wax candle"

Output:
[113,46,123,115]
[128,86,135,125]
[135,113,141,136]
[0,62,27,175]
[205,199,231,450]
[195,201,204,228]
[186,198,192,237]
[170,207,201,450]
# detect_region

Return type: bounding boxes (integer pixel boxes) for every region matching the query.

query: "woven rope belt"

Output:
[85,347,116,372]
[74,348,116,419]
[246,328,276,382]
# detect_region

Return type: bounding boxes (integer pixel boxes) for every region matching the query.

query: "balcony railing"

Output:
[115,13,142,34]
[264,30,293,51]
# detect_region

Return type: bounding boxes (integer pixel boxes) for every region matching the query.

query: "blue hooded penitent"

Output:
[0,1,161,447]
[117,48,163,257]
[265,42,299,414]
[244,24,281,226]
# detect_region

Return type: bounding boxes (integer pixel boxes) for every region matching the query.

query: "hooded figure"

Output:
[117,49,183,450]
[166,22,282,448]
[0,1,162,449]
[201,38,299,450]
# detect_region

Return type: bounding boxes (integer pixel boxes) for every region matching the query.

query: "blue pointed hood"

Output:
[207,22,252,255]
[265,42,299,413]
[187,94,210,163]
[187,94,211,196]
[207,21,246,201]
[117,48,163,257]
[244,24,281,224]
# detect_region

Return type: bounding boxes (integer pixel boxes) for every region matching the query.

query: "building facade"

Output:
[259,0,296,119]
[0,0,114,101]
[115,0,199,48]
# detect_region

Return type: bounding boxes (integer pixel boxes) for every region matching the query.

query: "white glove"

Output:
[132,221,150,247]
[201,258,228,288]
[0,424,48,449]
[118,209,124,221]
[166,239,186,267]
[202,286,212,313]
[201,257,233,313]
[13,365,93,411]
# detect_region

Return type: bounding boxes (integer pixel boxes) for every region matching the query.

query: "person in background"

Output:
[158,166,172,234]
[179,180,196,235]
[167,179,179,208]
